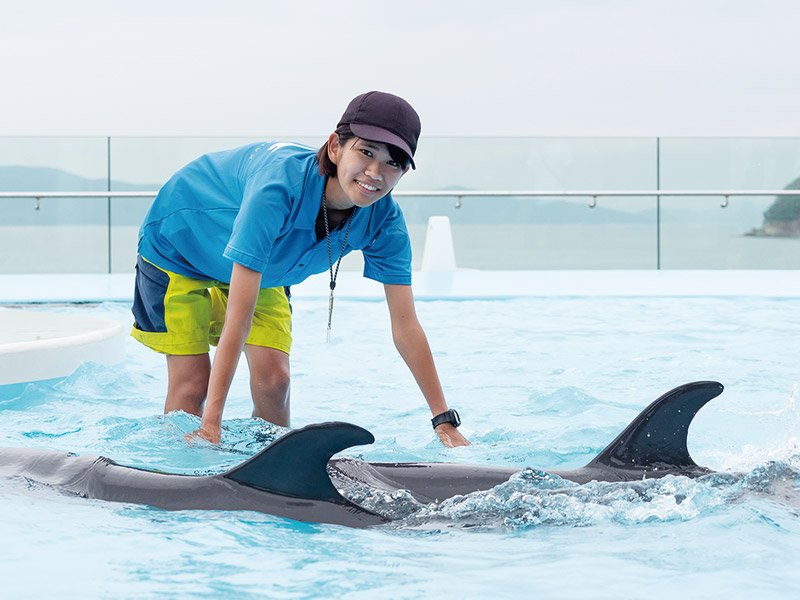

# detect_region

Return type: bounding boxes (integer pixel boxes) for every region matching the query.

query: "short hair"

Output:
[316,124,411,177]
[316,124,355,177]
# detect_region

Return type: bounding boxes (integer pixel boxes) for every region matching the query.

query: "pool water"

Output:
[1,296,799,599]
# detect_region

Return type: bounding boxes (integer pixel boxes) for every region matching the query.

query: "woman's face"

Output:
[327,134,409,209]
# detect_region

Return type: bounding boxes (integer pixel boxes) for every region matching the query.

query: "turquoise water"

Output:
[1,296,799,599]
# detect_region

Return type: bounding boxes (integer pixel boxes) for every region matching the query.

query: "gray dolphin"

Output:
[0,381,723,528]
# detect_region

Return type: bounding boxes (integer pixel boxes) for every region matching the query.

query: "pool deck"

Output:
[1,270,798,390]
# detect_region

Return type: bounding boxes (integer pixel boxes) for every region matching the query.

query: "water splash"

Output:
[335,458,800,531]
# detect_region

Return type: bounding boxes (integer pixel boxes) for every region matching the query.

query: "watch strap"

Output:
[431,409,461,430]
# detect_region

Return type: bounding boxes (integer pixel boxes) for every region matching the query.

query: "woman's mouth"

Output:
[356,180,380,193]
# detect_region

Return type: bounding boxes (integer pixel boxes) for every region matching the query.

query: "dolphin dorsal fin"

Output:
[587,381,723,471]
[222,422,374,502]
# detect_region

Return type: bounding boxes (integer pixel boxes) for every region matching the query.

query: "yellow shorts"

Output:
[131,256,292,355]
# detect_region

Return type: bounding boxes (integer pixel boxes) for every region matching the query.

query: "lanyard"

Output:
[321,190,356,342]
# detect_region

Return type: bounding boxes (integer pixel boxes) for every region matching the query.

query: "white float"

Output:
[0,307,124,387]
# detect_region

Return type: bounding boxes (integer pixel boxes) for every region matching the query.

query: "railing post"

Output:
[656,137,661,271]
[107,136,112,274]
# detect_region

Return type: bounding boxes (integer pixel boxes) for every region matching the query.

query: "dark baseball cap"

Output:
[337,91,421,169]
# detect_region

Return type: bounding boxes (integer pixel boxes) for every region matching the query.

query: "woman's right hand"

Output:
[184,262,261,447]
[184,424,221,444]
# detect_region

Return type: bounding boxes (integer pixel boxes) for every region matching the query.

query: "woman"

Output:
[132,91,469,447]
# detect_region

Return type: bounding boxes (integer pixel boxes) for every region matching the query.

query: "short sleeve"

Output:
[361,201,412,285]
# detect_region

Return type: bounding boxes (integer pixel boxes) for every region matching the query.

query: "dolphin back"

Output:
[586,381,723,472]
[222,421,374,503]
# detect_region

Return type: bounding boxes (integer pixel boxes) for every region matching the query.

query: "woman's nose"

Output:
[365,160,382,180]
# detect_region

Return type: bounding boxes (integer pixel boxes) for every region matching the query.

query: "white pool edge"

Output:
[0,270,799,304]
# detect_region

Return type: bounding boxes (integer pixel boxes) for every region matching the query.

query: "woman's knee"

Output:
[245,346,290,393]
[251,360,290,396]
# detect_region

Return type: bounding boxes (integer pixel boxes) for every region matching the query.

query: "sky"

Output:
[1,0,799,137]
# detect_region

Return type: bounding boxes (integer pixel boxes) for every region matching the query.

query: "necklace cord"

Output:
[322,189,356,340]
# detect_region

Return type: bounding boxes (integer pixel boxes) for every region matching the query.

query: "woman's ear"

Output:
[327,133,341,165]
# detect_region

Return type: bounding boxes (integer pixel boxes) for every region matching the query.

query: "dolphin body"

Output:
[0,381,723,528]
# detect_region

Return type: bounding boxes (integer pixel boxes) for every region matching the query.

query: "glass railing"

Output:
[1,136,799,272]
[658,138,800,269]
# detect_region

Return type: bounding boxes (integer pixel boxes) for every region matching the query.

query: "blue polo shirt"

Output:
[138,142,412,287]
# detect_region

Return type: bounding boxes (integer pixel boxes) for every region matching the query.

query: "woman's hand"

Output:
[197,262,261,447]
[384,285,470,448]
[184,424,221,445]
[435,423,470,448]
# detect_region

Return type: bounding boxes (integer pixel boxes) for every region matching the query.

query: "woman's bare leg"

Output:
[164,354,211,417]
[243,344,291,427]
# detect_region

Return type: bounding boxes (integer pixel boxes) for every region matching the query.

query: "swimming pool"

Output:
[1,292,799,599]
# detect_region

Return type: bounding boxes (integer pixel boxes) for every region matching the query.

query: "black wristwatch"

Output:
[431,409,461,430]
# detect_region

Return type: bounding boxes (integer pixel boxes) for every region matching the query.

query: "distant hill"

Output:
[1,165,656,226]
[746,175,800,237]
[0,165,766,229]
[397,192,654,225]
[0,166,160,226]
[0,165,158,192]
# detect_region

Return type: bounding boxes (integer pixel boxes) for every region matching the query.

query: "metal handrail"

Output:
[0,192,159,198]
[2,189,797,273]
[0,190,798,198]
[2,190,796,213]
[1,189,798,211]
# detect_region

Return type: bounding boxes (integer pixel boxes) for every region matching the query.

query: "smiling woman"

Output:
[129,91,469,448]
[324,136,409,210]
[316,90,418,210]
[325,133,408,210]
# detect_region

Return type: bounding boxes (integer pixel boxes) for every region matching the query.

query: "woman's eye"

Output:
[387,160,399,168]
[360,149,373,157]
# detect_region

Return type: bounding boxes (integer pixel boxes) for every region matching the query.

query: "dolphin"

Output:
[0,381,723,528]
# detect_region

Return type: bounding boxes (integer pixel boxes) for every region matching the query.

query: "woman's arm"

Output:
[384,284,470,448]
[193,262,262,443]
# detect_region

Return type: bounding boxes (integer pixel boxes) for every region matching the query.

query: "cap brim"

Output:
[349,123,416,169]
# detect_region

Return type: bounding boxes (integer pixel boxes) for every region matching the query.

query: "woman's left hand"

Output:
[435,423,470,447]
